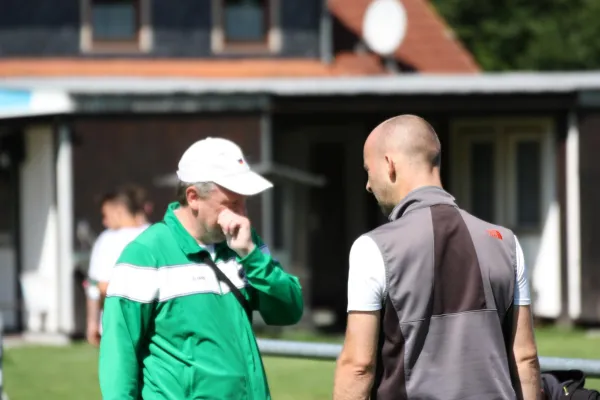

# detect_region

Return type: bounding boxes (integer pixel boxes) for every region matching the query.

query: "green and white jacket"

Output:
[98,202,304,400]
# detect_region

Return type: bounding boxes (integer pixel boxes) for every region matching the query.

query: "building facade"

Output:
[5,0,597,337]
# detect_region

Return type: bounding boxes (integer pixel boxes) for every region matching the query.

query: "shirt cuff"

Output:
[347,304,383,312]
[236,244,269,270]
[513,299,531,306]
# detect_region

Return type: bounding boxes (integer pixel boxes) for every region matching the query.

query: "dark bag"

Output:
[200,253,253,320]
[542,369,600,399]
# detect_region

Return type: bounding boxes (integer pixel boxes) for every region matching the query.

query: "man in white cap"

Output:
[99,137,304,400]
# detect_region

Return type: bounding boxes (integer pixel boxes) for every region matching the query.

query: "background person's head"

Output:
[174,137,272,244]
[363,114,442,216]
[116,183,153,225]
[100,184,151,230]
[100,193,121,230]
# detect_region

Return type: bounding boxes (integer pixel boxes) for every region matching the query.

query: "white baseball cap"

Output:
[176,137,273,196]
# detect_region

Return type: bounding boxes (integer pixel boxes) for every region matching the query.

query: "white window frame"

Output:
[450,126,505,223]
[211,0,281,54]
[80,0,153,53]
[506,129,546,231]
[451,118,554,233]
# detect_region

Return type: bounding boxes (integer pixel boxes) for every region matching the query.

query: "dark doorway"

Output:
[0,132,24,332]
[366,194,388,231]
[308,142,347,332]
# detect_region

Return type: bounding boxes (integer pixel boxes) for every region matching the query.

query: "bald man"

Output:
[333,115,541,400]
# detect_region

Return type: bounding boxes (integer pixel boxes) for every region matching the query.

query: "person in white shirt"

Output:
[85,184,152,346]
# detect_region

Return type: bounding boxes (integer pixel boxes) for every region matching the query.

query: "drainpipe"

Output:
[320,0,333,64]
[260,112,274,247]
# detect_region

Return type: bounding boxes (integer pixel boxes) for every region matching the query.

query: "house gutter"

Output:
[320,0,333,65]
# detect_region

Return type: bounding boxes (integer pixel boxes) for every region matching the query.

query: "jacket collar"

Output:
[388,186,456,221]
[163,202,227,256]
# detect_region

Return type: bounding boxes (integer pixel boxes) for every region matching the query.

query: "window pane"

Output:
[470,142,495,222]
[92,1,137,40]
[516,141,541,227]
[224,0,266,42]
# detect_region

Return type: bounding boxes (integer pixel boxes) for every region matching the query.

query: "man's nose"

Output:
[366,181,372,193]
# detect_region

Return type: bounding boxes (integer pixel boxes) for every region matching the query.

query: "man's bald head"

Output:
[368,114,441,169]
[363,114,443,216]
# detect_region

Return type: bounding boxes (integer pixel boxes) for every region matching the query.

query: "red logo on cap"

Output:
[238,159,244,164]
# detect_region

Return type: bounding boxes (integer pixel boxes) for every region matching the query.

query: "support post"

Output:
[260,113,274,246]
[566,110,581,321]
[56,124,74,335]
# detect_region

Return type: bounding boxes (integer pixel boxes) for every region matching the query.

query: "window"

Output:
[224,0,268,42]
[212,0,281,53]
[515,140,542,227]
[451,120,551,232]
[92,0,138,41]
[80,0,152,52]
[470,142,496,223]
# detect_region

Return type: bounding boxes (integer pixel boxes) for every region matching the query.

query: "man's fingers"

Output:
[222,222,231,236]
[218,211,232,233]
[230,222,241,238]
[217,209,232,226]
[218,209,249,239]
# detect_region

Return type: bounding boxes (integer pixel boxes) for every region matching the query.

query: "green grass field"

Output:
[3,327,599,399]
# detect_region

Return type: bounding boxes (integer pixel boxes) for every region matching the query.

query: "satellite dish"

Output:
[362,0,408,56]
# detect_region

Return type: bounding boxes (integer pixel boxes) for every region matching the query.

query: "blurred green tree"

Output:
[431,0,600,71]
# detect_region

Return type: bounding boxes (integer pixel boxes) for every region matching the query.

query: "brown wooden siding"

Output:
[72,115,262,244]
[578,111,600,322]
[555,115,569,322]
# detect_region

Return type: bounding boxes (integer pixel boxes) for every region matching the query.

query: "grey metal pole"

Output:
[256,338,600,378]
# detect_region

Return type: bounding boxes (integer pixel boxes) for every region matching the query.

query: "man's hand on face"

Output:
[217,209,256,258]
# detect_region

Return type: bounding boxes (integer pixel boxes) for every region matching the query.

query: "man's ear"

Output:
[186,186,200,208]
[385,155,396,183]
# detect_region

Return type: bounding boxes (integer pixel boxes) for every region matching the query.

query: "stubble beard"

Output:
[201,223,226,245]
[373,185,396,218]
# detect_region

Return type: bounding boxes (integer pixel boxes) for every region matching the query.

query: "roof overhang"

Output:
[1,72,600,115]
[0,88,74,119]
[1,72,600,96]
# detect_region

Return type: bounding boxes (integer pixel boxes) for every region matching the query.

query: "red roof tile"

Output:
[0,0,477,78]
[329,0,480,73]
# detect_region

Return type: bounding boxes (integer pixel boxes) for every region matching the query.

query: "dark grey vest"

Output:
[367,186,517,400]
